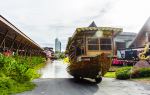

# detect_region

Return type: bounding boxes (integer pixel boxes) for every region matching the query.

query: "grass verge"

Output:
[104,72,116,78]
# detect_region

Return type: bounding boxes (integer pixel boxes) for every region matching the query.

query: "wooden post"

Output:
[84,32,86,55]
[112,31,115,56]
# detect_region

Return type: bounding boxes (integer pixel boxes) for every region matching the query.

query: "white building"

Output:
[115,32,137,49]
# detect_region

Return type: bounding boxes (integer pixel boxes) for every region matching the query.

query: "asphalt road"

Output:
[17,60,150,95]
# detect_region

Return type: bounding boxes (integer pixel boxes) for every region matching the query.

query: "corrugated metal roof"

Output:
[88,21,97,27]
[0,15,43,50]
[66,25,122,50]
[129,17,150,47]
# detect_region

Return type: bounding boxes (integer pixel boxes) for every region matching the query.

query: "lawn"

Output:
[104,72,116,78]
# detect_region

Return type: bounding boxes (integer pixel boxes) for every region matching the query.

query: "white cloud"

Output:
[0,0,150,51]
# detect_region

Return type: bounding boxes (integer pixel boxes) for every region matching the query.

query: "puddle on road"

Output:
[39,60,71,78]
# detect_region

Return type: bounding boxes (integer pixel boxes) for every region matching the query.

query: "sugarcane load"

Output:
[66,21,122,83]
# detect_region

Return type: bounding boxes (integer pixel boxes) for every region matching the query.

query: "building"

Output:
[55,38,61,52]
[43,47,54,58]
[114,17,150,59]
[44,47,53,51]
[115,32,137,50]
[0,15,44,56]
[130,17,150,48]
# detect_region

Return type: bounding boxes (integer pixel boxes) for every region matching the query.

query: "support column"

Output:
[16,39,23,55]
[26,46,31,56]
[112,31,115,56]
[20,43,28,56]
[0,31,9,48]
[24,44,31,56]
[84,34,86,55]
[24,46,29,56]
[10,35,17,50]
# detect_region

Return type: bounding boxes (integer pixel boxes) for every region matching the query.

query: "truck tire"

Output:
[74,76,81,80]
[95,77,102,83]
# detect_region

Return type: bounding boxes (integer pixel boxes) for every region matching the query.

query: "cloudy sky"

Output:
[0,0,150,51]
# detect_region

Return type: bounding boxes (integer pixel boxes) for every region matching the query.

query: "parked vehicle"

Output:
[66,22,122,83]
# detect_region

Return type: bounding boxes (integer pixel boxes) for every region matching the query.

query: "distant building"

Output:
[44,47,53,51]
[55,38,61,52]
[43,47,54,58]
[115,32,137,49]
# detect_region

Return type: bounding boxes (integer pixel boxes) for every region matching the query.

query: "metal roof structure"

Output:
[66,22,122,51]
[70,27,122,45]
[0,15,43,51]
[129,17,150,48]
[88,21,97,27]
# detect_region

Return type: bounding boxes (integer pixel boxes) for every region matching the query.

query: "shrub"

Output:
[0,54,45,94]
[25,68,41,81]
[131,68,140,78]
[0,77,17,95]
[0,77,15,90]
[63,57,70,64]
[0,77,36,95]
[0,55,45,83]
[115,67,132,79]
[132,68,150,78]
[139,68,150,77]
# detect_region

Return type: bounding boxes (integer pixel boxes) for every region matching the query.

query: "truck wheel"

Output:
[74,76,80,80]
[95,77,102,83]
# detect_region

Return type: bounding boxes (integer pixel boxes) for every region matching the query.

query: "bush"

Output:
[139,68,150,77]
[0,77,36,95]
[0,55,45,82]
[116,67,132,79]
[0,77,15,90]
[131,68,140,78]
[132,68,150,78]
[25,68,41,81]
[0,54,45,94]
[63,57,69,64]
[0,77,17,95]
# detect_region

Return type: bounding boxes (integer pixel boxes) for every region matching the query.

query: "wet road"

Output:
[17,60,150,95]
[39,60,71,78]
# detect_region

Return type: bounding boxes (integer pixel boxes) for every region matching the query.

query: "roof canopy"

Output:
[72,27,122,40]
[88,21,97,27]
[66,22,122,50]
[129,17,150,48]
[0,15,43,50]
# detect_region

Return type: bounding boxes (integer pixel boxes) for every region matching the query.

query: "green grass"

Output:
[130,77,150,80]
[0,77,36,95]
[104,72,116,78]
